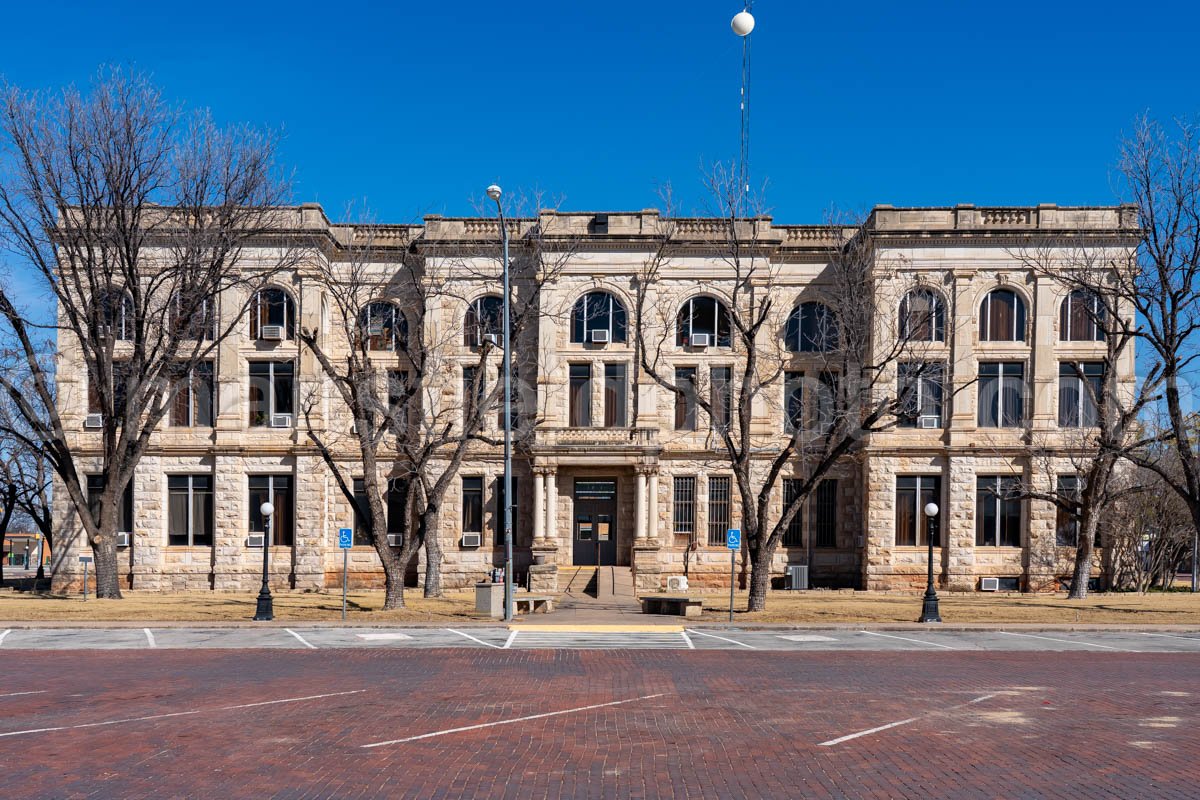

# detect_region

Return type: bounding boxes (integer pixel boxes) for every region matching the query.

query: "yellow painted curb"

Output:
[509,624,684,633]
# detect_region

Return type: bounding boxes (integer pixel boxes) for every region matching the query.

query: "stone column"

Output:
[529,466,558,593]
[648,472,659,544]
[635,470,647,540]
[533,470,545,544]
[545,470,558,545]
[631,466,662,592]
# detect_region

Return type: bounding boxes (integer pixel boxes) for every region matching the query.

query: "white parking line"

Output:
[998,631,1137,651]
[445,628,502,649]
[0,629,11,647]
[858,630,958,650]
[0,689,366,740]
[685,629,757,649]
[356,633,413,641]
[361,692,667,748]
[0,690,48,699]
[680,631,695,649]
[284,629,318,649]
[503,630,518,649]
[818,694,995,746]
[1139,632,1200,643]
[143,628,156,648]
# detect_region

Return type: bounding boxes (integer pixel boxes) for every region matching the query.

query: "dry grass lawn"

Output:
[697,589,1200,624]
[0,589,480,623]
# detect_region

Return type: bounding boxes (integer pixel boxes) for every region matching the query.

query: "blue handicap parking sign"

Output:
[726,529,741,549]
[338,528,353,549]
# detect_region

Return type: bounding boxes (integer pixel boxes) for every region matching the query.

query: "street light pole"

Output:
[487,184,514,624]
[919,502,942,623]
[254,501,275,621]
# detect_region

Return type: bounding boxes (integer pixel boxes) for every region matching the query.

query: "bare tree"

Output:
[1105,459,1191,593]
[634,169,930,611]
[0,69,295,598]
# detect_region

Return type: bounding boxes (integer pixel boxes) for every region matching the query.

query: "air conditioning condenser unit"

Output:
[980,577,1000,592]
[786,565,809,590]
[666,575,689,592]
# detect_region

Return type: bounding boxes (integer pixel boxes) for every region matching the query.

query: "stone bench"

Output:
[641,595,704,618]
[514,595,554,615]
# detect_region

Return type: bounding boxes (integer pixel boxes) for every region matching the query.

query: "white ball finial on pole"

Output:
[731,9,755,36]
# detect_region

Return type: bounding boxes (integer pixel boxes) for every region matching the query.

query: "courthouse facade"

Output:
[51,203,1139,593]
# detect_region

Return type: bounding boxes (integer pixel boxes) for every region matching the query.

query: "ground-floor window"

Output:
[782,479,805,546]
[812,479,837,548]
[462,477,484,537]
[494,476,520,546]
[895,476,941,546]
[673,477,696,540]
[976,476,1021,547]
[354,478,410,547]
[86,474,133,533]
[707,476,731,546]
[249,475,294,546]
[168,475,213,546]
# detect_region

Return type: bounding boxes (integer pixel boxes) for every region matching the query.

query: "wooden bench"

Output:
[513,595,554,614]
[641,595,704,618]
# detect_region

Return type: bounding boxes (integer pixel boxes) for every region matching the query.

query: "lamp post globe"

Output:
[486,184,502,202]
[253,501,275,621]
[925,502,939,518]
[731,9,755,36]
[919,501,942,623]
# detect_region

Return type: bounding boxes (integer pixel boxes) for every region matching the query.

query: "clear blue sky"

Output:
[2,0,1198,223]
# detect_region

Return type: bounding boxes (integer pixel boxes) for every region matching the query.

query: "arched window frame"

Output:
[358,301,407,351]
[786,301,839,352]
[465,295,504,348]
[979,288,1027,342]
[1059,290,1106,342]
[250,286,296,340]
[675,295,732,348]
[899,288,946,342]
[570,291,628,344]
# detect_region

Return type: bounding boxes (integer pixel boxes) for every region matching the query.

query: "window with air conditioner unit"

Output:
[482,332,503,347]
[676,296,731,347]
[980,577,1000,591]
[461,532,482,547]
[251,288,295,340]
[270,413,293,428]
[259,324,284,341]
[572,292,628,343]
[387,533,403,547]
[84,413,104,429]
[115,532,132,548]
[918,415,941,429]
[465,295,503,347]
[689,333,711,348]
[590,328,610,344]
[898,362,945,428]
[248,474,293,546]
[249,361,295,427]
[367,323,385,337]
[246,533,265,548]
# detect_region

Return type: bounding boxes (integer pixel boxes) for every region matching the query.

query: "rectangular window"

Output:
[462,365,483,425]
[352,479,375,546]
[249,361,294,427]
[897,362,945,427]
[812,479,837,548]
[978,362,1025,427]
[1058,362,1104,427]
[895,476,941,546]
[782,479,805,547]
[248,474,293,546]
[171,362,214,427]
[494,476,520,546]
[387,478,408,545]
[167,475,213,546]
[674,367,697,431]
[603,363,627,427]
[976,476,1021,547]
[87,361,132,416]
[462,476,483,534]
[1056,475,1081,547]
[569,363,592,427]
[673,477,696,538]
[711,366,732,434]
[784,371,804,434]
[86,474,133,532]
[707,476,731,546]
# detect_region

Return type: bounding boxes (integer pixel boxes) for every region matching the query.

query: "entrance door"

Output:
[573,479,618,566]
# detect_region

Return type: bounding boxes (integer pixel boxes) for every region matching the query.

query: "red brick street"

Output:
[1,649,1197,799]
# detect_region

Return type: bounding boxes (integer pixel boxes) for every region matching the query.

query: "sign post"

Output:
[338,528,353,621]
[79,554,93,601]
[726,529,741,622]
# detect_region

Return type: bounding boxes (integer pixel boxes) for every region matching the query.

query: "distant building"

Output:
[3,532,48,570]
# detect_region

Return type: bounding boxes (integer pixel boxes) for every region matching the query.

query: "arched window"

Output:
[676,296,731,347]
[1060,290,1106,342]
[358,302,407,351]
[97,288,133,341]
[465,295,504,347]
[171,290,215,341]
[785,302,838,352]
[979,289,1027,342]
[571,291,627,343]
[250,287,295,340]
[899,288,945,342]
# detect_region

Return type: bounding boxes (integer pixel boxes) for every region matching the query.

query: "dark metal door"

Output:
[572,479,618,566]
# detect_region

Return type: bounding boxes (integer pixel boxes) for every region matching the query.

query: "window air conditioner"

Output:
[260,324,285,341]
[115,532,132,548]
[386,534,403,547]
[367,323,385,337]
[84,413,104,429]
[270,413,293,428]
[979,577,1000,592]
[460,532,482,547]
[589,329,610,344]
[246,533,265,548]
[690,333,711,348]
[666,575,689,592]
[918,415,941,429]
[482,333,502,347]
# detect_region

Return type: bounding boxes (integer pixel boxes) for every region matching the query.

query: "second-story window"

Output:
[465,295,503,348]
[88,361,132,418]
[899,288,945,342]
[170,362,214,427]
[1059,362,1104,427]
[462,365,484,426]
[786,301,838,352]
[676,296,731,348]
[251,287,295,341]
[979,289,1026,342]
[97,288,134,341]
[604,363,627,427]
[897,362,945,428]
[1061,290,1106,342]
[674,366,697,431]
[784,371,804,434]
[249,361,294,427]
[569,363,592,427]
[571,291,627,343]
[711,366,732,434]
[171,290,215,340]
[359,302,407,351]
[978,362,1024,427]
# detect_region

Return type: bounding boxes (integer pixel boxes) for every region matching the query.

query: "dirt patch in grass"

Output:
[688,590,1200,624]
[0,589,480,623]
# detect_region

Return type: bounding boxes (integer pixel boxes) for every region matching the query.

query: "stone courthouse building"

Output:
[52,203,1139,593]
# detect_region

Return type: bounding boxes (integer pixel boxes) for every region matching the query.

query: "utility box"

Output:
[475,581,505,618]
[786,565,809,591]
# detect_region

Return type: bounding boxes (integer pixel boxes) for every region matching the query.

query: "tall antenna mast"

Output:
[731,4,756,204]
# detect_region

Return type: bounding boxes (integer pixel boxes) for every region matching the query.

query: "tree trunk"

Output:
[422,509,442,598]
[92,535,122,599]
[747,544,772,612]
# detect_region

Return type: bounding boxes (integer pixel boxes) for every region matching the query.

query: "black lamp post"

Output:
[253,501,275,621]
[918,501,942,623]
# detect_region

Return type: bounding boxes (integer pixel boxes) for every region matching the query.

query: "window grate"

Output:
[673,477,695,537]
[708,476,731,546]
